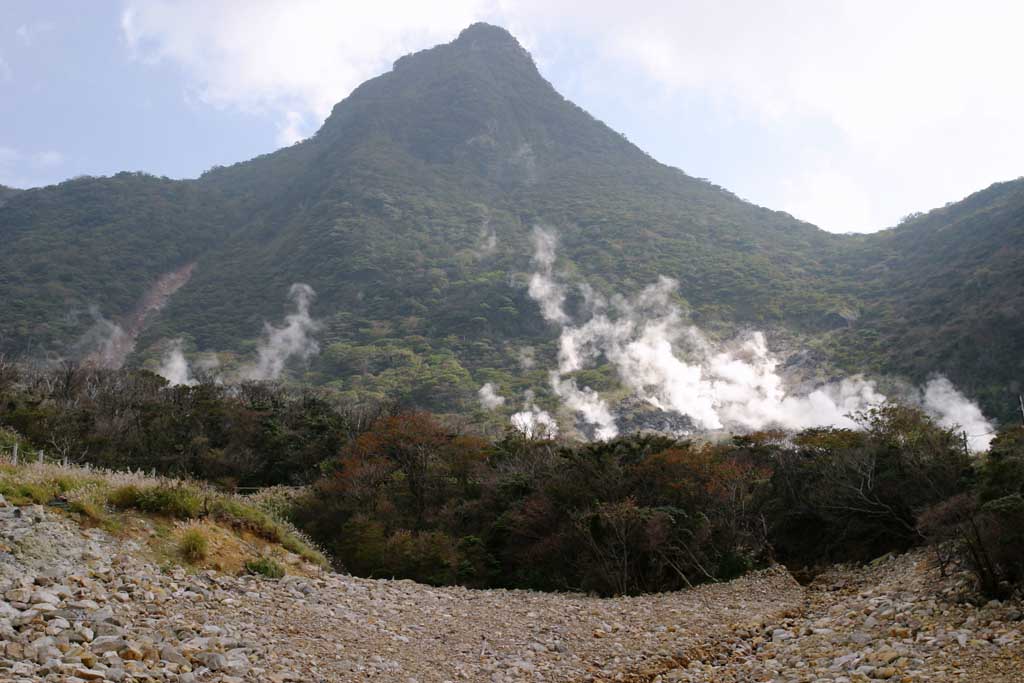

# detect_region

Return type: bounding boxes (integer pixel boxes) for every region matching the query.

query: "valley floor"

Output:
[0,503,1020,683]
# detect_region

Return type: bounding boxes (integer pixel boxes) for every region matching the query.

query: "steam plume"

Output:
[550,372,618,440]
[474,209,498,258]
[241,283,321,381]
[157,338,195,387]
[524,227,995,449]
[78,307,131,369]
[922,377,995,450]
[478,382,506,410]
[527,226,569,324]
[511,390,558,438]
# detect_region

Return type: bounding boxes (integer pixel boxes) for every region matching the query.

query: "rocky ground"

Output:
[0,500,1020,683]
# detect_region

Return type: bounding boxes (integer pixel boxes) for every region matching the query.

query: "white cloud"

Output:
[276,110,308,146]
[34,150,64,167]
[0,53,11,82]
[502,0,1024,231]
[121,0,485,133]
[0,146,66,188]
[119,0,1024,232]
[16,22,54,47]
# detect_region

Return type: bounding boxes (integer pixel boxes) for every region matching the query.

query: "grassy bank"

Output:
[0,459,329,570]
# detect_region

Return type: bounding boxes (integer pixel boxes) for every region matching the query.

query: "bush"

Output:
[920,426,1024,598]
[139,485,204,518]
[179,527,209,562]
[109,484,203,519]
[0,480,56,505]
[108,485,143,509]
[244,557,285,579]
[764,408,970,568]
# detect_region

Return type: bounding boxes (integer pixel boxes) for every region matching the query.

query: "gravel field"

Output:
[0,501,1020,682]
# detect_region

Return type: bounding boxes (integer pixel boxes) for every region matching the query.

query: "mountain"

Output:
[0,184,20,207]
[826,178,1024,416]
[0,23,1020,423]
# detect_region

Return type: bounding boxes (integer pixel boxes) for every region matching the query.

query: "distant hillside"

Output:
[0,185,19,206]
[824,178,1024,417]
[0,23,1020,423]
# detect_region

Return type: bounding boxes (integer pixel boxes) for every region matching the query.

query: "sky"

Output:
[2,1,1023,233]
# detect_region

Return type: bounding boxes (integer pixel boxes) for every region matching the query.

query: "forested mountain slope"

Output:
[0,185,20,206]
[828,178,1024,416]
[0,23,1020,423]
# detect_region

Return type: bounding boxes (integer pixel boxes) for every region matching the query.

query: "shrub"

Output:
[211,497,281,540]
[67,494,106,521]
[0,481,55,505]
[139,485,204,518]
[179,527,209,562]
[244,557,284,579]
[920,427,1024,598]
[107,485,143,509]
[764,408,970,568]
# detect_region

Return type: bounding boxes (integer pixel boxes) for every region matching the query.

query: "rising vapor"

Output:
[78,307,131,369]
[510,390,559,438]
[154,284,321,385]
[527,226,569,325]
[157,338,195,387]
[523,227,995,449]
[478,382,506,410]
[240,283,321,381]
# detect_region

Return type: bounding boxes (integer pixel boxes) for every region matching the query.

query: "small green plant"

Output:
[138,485,204,518]
[68,498,105,521]
[178,527,209,562]
[109,484,203,519]
[244,557,285,579]
[0,481,56,505]
[107,484,142,509]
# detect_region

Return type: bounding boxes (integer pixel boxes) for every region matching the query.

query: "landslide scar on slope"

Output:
[84,261,196,369]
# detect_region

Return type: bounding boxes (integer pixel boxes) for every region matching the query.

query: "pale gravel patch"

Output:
[0,503,1019,683]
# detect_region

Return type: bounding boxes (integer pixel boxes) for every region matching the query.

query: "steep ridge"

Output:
[0,185,20,207]
[0,24,1020,422]
[136,23,857,405]
[0,174,240,357]
[828,178,1024,415]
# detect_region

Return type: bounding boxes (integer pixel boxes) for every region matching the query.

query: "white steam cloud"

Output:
[922,377,995,451]
[478,382,506,410]
[155,283,320,385]
[524,227,995,450]
[527,226,569,325]
[240,283,321,381]
[78,307,132,369]
[550,372,617,440]
[474,209,498,258]
[157,338,195,387]
[510,390,559,439]
[516,346,536,370]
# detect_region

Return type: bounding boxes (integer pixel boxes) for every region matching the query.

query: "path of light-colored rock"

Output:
[0,501,1020,682]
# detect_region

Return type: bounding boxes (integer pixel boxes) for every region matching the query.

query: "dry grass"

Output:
[0,460,329,570]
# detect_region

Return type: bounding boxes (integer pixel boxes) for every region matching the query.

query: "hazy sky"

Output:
[2,1,1022,233]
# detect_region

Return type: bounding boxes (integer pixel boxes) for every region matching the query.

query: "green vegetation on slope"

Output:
[3,365,1023,596]
[0,24,1020,422]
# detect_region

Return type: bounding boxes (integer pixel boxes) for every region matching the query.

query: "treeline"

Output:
[294,408,1023,597]
[0,360,379,487]
[0,362,1021,597]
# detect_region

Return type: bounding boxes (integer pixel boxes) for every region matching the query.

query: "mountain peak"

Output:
[391,21,532,72]
[453,22,519,47]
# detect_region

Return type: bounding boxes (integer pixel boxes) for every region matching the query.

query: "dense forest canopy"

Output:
[0,23,1021,428]
[1,363,1021,597]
